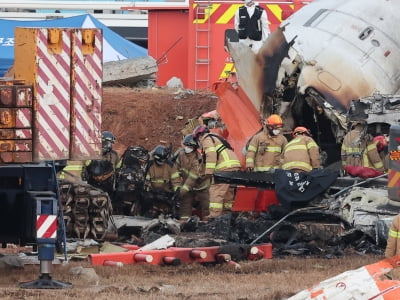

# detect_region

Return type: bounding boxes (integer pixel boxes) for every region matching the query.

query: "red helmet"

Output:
[293,126,311,137]
[192,125,210,140]
[265,114,283,127]
[373,135,387,152]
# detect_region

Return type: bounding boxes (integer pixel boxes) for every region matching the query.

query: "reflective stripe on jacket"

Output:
[281,135,320,172]
[341,128,364,167]
[145,162,181,193]
[385,214,400,258]
[58,160,84,181]
[175,149,210,192]
[200,134,241,175]
[341,128,384,172]
[362,141,384,171]
[245,130,287,171]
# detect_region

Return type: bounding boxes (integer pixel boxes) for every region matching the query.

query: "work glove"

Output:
[247,167,254,172]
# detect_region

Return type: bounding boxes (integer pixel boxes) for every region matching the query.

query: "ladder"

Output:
[194,2,211,90]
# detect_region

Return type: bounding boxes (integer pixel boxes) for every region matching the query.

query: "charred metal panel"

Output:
[338,187,400,242]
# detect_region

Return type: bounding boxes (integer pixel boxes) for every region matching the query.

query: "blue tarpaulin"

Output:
[0,14,148,76]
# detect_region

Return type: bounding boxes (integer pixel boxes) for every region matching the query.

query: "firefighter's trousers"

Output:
[179,189,210,221]
[209,183,235,217]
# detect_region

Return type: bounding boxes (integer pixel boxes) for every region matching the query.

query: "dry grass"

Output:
[0,254,381,299]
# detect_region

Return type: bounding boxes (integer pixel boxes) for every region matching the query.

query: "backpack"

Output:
[116,146,149,192]
[206,133,234,159]
[87,160,114,179]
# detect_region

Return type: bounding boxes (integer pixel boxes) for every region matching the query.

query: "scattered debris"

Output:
[103,56,157,87]
[69,266,100,286]
[0,254,24,269]
[288,256,400,299]
[166,76,183,89]
[88,238,272,267]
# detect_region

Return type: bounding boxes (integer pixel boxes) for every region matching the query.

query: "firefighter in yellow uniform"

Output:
[281,126,321,172]
[57,160,85,182]
[246,114,288,172]
[341,121,384,172]
[385,214,400,258]
[373,135,389,172]
[193,125,241,218]
[143,145,181,217]
[174,134,210,221]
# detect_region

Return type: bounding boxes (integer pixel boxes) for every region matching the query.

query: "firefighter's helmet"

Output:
[183,134,198,148]
[293,126,311,137]
[265,114,283,127]
[373,135,388,152]
[192,125,210,140]
[123,146,149,166]
[152,145,170,162]
[102,131,115,154]
[102,131,116,143]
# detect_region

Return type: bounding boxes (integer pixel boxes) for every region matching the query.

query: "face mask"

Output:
[102,141,112,154]
[184,147,194,154]
[272,129,281,136]
[155,160,165,166]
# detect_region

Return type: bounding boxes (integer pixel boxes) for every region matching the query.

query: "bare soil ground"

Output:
[0,255,382,299]
[0,87,385,298]
[102,87,218,156]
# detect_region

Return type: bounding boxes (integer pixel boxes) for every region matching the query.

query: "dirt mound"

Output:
[102,87,218,156]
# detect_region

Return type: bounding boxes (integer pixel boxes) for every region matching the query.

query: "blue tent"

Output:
[0,14,148,76]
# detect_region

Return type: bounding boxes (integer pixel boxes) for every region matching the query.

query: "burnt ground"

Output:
[102,87,218,156]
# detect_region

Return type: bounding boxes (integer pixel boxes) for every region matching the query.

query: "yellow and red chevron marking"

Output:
[219,62,236,79]
[36,215,57,239]
[193,3,296,25]
[70,29,102,159]
[36,28,71,161]
[388,169,400,188]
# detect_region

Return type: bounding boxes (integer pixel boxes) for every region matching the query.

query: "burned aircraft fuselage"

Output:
[228,0,400,165]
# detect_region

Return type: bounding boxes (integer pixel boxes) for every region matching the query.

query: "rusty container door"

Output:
[70,28,102,160]
[14,27,71,162]
[0,82,33,163]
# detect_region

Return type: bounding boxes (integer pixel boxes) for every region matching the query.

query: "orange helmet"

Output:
[293,126,311,137]
[265,114,283,127]
[373,135,387,152]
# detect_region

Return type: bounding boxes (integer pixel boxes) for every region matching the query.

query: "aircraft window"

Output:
[371,39,380,47]
[359,27,374,40]
[304,9,328,27]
